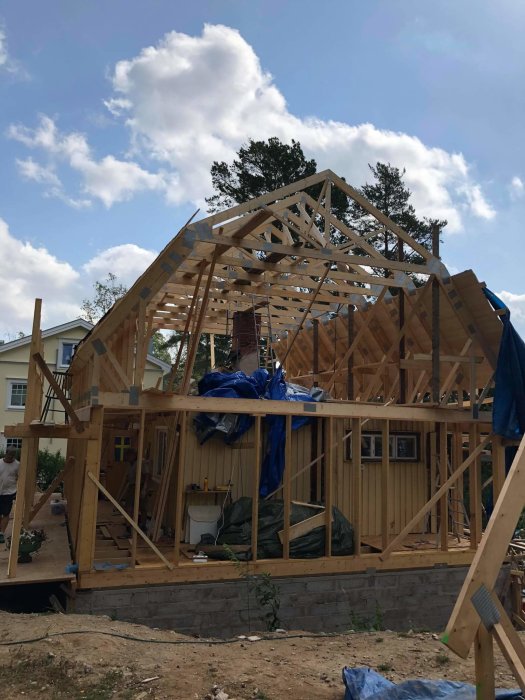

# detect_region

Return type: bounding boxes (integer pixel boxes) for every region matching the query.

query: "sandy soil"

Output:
[0,611,520,699]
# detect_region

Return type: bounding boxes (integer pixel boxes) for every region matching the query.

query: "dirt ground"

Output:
[0,611,520,699]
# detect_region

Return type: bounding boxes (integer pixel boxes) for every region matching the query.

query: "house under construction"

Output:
[3,169,520,638]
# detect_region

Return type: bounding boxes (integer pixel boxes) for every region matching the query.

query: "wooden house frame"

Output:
[4,170,510,592]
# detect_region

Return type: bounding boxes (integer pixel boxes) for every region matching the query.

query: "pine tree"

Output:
[348,162,447,265]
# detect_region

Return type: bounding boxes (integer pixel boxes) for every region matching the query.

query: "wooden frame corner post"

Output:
[77,406,104,573]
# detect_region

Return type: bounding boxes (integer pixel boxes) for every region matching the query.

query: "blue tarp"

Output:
[483,288,525,440]
[343,667,521,700]
[194,368,316,497]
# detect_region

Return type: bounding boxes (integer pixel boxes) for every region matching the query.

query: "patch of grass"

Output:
[377,662,393,673]
[254,691,270,700]
[435,651,451,666]
[83,670,123,700]
[349,603,384,632]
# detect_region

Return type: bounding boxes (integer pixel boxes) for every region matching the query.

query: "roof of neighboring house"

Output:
[0,318,170,373]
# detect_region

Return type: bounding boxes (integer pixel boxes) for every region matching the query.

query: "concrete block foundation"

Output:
[73,565,510,638]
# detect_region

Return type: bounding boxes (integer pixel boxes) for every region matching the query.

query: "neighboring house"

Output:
[0,318,170,454]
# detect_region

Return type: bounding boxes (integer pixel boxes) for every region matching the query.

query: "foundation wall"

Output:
[73,565,511,638]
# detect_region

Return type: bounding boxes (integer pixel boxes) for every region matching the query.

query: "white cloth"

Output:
[0,458,19,495]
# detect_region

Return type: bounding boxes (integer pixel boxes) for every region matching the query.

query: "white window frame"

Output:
[6,438,22,451]
[6,379,27,410]
[347,431,419,462]
[57,339,77,370]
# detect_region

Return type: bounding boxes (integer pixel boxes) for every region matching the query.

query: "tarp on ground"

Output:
[212,496,354,559]
[483,287,525,440]
[343,667,521,700]
[193,368,317,497]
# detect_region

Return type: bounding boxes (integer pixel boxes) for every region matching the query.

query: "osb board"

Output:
[0,505,74,587]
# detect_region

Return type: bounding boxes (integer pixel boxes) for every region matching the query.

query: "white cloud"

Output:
[0,25,27,77]
[0,28,7,67]
[83,243,157,286]
[0,217,156,337]
[497,290,525,332]
[510,176,524,201]
[8,115,165,208]
[16,157,91,209]
[107,23,495,232]
[9,24,495,231]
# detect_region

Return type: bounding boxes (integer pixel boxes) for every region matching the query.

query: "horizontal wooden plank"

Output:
[95,391,492,424]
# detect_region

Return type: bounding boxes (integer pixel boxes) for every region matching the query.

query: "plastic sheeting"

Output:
[342,667,521,700]
[194,368,317,497]
[214,496,354,559]
[483,287,525,440]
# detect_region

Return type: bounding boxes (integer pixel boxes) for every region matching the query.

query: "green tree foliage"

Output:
[80,273,127,324]
[205,136,349,236]
[206,137,318,212]
[36,449,65,491]
[80,273,171,364]
[348,162,447,265]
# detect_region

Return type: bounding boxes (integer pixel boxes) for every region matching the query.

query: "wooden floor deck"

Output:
[0,505,75,587]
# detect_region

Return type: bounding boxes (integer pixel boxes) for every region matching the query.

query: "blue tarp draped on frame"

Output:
[342,667,521,700]
[483,288,525,440]
[194,367,316,497]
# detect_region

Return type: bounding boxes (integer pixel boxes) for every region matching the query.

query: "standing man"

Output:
[0,447,20,544]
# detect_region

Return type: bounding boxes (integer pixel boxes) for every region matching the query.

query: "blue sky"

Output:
[1,0,524,335]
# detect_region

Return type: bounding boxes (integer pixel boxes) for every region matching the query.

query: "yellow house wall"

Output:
[0,328,166,454]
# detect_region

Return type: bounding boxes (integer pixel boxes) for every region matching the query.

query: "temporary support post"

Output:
[347,305,354,400]
[8,299,42,577]
[352,417,362,557]
[77,406,104,573]
[474,625,495,699]
[469,424,482,548]
[131,409,146,566]
[492,435,505,505]
[282,414,292,559]
[325,417,334,557]
[398,238,407,404]
[439,423,449,551]
[431,224,440,403]
[312,319,319,387]
[173,411,187,565]
[381,420,390,551]
[251,415,262,563]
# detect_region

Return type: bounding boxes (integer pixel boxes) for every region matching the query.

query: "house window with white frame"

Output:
[347,431,419,462]
[7,380,27,409]
[57,340,77,369]
[6,438,22,452]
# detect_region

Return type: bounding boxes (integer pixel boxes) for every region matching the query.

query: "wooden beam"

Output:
[443,434,525,659]
[325,417,334,556]
[97,390,492,424]
[282,414,292,559]
[474,624,495,699]
[131,409,146,566]
[32,352,84,433]
[173,412,187,565]
[381,420,390,551]
[251,415,261,562]
[352,417,362,557]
